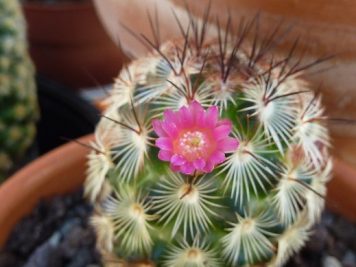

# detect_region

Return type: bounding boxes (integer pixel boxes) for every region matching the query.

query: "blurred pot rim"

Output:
[0,134,93,247]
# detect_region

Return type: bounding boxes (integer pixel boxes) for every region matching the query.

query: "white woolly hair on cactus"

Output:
[86,4,333,267]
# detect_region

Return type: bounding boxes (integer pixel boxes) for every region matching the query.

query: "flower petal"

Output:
[205,105,218,127]
[190,100,204,115]
[161,121,179,137]
[164,109,184,128]
[180,106,193,127]
[180,162,195,175]
[193,158,206,170]
[218,137,239,152]
[152,119,166,137]
[171,154,186,166]
[164,110,178,125]
[202,161,214,173]
[158,150,172,161]
[213,123,232,140]
[156,137,173,150]
[210,151,225,164]
[190,101,204,125]
[170,163,180,172]
[217,119,233,127]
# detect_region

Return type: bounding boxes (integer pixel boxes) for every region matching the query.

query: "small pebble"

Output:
[329,241,348,259]
[343,250,356,267]
[304,224,328,252]
[23,241,62,267]
[66,248,98,267]
[323,255,342,267]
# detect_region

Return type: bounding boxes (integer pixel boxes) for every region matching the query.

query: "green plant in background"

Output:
[86,12,332,267]
[0,0,38,181]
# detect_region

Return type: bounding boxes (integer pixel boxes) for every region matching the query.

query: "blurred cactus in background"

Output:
[86,9,332,267]
[0,0,38,180]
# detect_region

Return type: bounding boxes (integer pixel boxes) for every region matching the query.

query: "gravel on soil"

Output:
[286,211,356,267]
[0,189,100,267]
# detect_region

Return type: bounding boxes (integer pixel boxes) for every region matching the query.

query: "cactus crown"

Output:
[0,0,38,180]
[86,10,331,267]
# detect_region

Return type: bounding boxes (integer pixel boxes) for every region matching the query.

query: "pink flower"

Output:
[152,101,239,175]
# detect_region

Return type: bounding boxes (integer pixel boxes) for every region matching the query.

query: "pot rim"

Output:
[0,134,93,247]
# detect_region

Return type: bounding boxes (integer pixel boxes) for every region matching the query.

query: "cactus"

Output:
[86,13,332,267]
[0,0,38,180]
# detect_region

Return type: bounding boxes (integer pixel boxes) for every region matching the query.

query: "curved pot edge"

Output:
[0,134,93,247]
[327,157,356,221]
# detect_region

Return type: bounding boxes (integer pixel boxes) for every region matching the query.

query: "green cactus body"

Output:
[86,18,331,267]
[0,0,38,180]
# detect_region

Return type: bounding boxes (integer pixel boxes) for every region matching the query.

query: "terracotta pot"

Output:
[0,134,92,247]
[328,157,356,222]
[93,0,356,166]
[22,1,127,89]
[0,133,355,249]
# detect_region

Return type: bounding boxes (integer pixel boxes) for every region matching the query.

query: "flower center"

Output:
[177,131,209,161]
[180,131,205,149]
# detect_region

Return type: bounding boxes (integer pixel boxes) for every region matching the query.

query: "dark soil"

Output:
[287,212,356,267]
[0,188,354,267]
[0,189,100,267]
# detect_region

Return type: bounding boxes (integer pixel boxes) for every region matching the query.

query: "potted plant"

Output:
[0,0,39,181]
[0,0,100,182]
[80,14,355,264]
[1,9,355,266]
[21,0,127,90]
